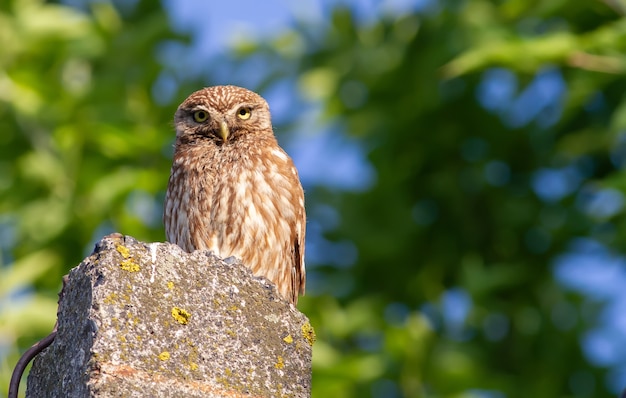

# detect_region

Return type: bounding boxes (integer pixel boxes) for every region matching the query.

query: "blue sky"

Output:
[164,0,428,57]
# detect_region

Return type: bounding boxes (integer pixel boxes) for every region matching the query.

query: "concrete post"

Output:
[26,235,314,397]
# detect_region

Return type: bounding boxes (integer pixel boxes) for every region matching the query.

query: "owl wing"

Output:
[290,178,306,304]
[293,215,306,302]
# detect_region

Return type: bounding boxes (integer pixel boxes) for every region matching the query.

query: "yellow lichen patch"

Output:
[158,351,170,361]
[301,322,316,346]
[189,362,199,371]
[275,356,285,369]
[167,281,174,290]
[116,245,130,258]
[103,293,119,305]
[120,260,140,272]
[227,305,238,311]
[283,334,293,344]
[171,307,191,325]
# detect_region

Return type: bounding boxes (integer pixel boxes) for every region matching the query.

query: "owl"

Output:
[163,86,306,304]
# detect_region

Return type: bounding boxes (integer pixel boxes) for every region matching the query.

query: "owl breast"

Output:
[164,143,304,302]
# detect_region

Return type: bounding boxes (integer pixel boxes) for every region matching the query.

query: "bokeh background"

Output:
[2,0,626,396]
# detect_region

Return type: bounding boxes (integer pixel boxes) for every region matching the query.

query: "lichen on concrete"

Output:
[171,307,191,324]
[26,234,313,397]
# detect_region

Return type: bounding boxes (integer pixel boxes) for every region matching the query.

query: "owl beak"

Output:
[219,120,230,141]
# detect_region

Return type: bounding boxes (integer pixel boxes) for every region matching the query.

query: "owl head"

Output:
[174,85,273,146]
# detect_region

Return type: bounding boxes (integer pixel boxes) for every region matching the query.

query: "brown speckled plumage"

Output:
[164,86,306,304]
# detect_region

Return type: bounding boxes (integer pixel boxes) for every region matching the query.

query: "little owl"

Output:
[164,86,306,304]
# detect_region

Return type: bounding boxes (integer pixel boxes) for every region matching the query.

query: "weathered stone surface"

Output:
[26,234,314,397]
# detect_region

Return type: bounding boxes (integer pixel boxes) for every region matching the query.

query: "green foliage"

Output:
[2,0,626,397]
[290,3,626,397]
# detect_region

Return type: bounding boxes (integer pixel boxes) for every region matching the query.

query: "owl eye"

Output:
[237,107,252,120]
[192,110,209,123]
